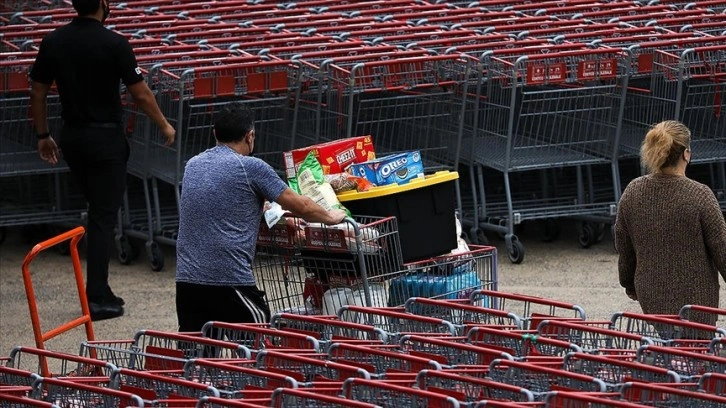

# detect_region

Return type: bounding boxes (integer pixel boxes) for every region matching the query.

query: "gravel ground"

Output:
[2,220,725,358]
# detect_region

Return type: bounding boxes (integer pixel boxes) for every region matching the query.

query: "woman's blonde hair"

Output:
[640,120,691,173]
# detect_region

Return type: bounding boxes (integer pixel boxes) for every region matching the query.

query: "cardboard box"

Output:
[348,151,424,186]
[283,136,375,179]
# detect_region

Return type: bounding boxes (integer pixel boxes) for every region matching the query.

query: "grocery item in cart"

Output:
[290,152,351,216]
[349,151,425,186]
[283,135,375,179]
[387,267,482,307]
[324,173,374,193]
[322,287,354,315]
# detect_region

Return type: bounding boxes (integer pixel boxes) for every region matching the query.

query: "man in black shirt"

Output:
[30,0,175,321]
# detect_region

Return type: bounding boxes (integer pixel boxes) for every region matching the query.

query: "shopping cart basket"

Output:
[342,377,463,407]
[336,306,458,340]
[416,369,536,403]
[270,388,382,408]
[201,321,322,352]
[270,313,389,348]
[537,319,656,358]
[31,376,144,408]
[562,352,682,390]
[635,344,726,381]
[255,350,371,384]
[256,215,402,314]
[183,359,298,399]
[403,298,521,330]
[620,381,726,407]
[467,326,583,361]
[471,290,587,329]
[108,368,220,403]
[488,359,607,399]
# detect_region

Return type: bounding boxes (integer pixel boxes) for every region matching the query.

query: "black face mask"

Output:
[101,0,110,22]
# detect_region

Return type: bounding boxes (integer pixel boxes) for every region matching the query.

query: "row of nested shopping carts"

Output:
[3,0,726,265]
[2,284,726,407]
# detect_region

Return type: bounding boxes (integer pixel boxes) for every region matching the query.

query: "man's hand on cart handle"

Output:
[328,209,347,225]
[276,188,346,225]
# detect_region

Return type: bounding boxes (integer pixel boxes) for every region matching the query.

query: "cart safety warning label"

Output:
[526,63,566,85]
[578,59,618,80]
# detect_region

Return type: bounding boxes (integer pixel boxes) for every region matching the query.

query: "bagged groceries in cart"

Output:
[289,151,351,216]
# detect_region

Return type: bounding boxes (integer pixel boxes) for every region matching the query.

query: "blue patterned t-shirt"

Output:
[176,145,288,286]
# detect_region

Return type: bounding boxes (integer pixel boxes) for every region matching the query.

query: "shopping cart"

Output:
[255,350,372,384]
[183,359,298,399]
[0,366,41,392]
[471,290,587,329]
[327,343,444,379]
[255,215,402,315]
[467,47,630,262]
[270,313,390,348]
[635,344,726,381]
[536,319,657,358]
[399,334,515,367]
[403,298,521,330]
[270,388,383,408]
[544,391,653,408]
[5,347,116,381]
[679,304,726,327]
[467,326,583,361]
[562,352,682,390]
[0,60,86,234]
[620,381,726,407]
[336,306,458,340]
[0,393,61,408]
[108,368,220,403]
[416,369,536,403]
[610,312,726,344]
[197,396,273,408]
[31,377,144,407]
[342,377,463,407]
[201,321,322,352]
[488,359,608,399]
[384,245,498,308]
[79,330,252,374]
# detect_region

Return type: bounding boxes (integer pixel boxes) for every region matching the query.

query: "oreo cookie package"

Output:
[348,151,425,186]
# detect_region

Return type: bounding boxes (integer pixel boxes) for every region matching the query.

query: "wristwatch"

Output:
[36,132,51,140]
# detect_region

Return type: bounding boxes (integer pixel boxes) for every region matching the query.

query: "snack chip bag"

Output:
[291,152,351,216]
[325,173,375,193]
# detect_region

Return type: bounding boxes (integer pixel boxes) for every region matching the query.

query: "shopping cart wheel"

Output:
[506,236,525,264]
[538,219,560,242]
[578,222,596,249]
[147,242,165,272]
[116,235,138,265]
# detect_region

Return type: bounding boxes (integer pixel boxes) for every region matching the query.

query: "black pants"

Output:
[176,282,271,333]
[60,124,128,304]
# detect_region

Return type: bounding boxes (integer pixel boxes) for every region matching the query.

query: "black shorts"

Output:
[176,282,271,332]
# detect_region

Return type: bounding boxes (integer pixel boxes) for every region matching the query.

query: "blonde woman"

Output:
[615,120,726,326]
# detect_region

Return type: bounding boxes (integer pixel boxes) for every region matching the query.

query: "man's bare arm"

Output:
[275,188,346,225]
